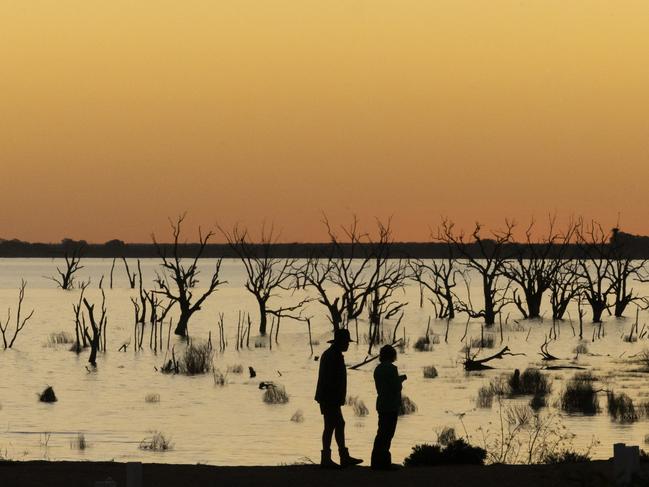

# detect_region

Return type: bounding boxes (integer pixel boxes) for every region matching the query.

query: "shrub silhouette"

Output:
[404,439,486,467]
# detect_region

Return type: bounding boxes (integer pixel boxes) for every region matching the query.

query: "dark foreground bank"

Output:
[0,460,639,487]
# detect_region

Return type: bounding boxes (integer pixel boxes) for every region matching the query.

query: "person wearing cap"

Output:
[314,328,363,468]
[371,344,407,470]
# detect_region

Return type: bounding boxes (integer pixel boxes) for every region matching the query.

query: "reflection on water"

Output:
[0,258,648,465]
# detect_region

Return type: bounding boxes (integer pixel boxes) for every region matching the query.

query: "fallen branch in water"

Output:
[463,346,524,371]
[348,339,403,370]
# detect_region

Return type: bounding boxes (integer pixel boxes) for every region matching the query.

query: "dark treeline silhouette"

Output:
[3,230,649,259]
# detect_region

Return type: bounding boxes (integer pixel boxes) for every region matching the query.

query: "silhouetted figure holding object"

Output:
[315,328,363,468]
[371,344,406,470]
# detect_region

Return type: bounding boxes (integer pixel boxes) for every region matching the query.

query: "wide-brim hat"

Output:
[327,328,355,344]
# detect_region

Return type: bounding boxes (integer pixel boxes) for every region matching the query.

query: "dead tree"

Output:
[503,217,575,319]
[0,280,35,349]
[440,219,514,326]
[83,288,108,367]
[122,257,138,289]
[366,221,408,350]
[294,215,376,330]
[220,224,306,335]
[153,215,225,337]
[71,281,90,353]
[408,241,459,319]
[549,260,582,320]
[609,228,647,317]
[575,220,614,323]
[48,247,84,290]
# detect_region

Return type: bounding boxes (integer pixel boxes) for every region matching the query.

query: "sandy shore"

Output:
[0,459,638,487]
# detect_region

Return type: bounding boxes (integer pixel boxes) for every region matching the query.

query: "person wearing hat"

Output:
[371,344,407,470]
[315,328,363,468]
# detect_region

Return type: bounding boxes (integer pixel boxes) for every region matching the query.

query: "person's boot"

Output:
[339,447,363,467]
[320,449,340,469]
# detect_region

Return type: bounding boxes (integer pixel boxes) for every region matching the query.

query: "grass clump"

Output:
[530,393,547,410]
[145,393,160,403]
[423,366,438,379]
[560,372,599,415]
[572,341,589,355]
[470,335,495,349]
[263,384,289,404]
[399,395,417,415]
[47,332,75,346]
[476,385,494,408]
[509,368,551,396]
[413,336,432,352]
[70,433,88,450]
[346,396,369,417]
[139,431,173,451]
[404,439,486,467]
[290,410,305,423]
[39,386,57,403]
[180,343,213,375]
[607,391,638,423]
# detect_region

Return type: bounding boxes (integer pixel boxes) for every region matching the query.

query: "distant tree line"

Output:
[3,228,649,259]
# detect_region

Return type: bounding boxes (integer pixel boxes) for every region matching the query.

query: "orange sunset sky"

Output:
[1,1,648,243]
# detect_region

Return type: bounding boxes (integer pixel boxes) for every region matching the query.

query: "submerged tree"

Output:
[575,220,614,323]
[294,215,377,330]
[366,221,408,331]
[83,288,108,367]
[153,215,225,337]
[503,217,575,319]
[408,240,459,319]
[220,223,308,335]
[439,219,514,326]
[48,245,84,290]
[0,280,35,349]
[608,228,647,317]
[549,260,582,321]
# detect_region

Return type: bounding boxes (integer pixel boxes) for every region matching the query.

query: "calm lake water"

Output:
[1,258,648,465]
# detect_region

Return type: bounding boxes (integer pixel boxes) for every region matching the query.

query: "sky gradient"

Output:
[1,1,648,243]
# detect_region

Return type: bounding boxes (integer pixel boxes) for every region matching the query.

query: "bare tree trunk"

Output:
[258,299,268,335]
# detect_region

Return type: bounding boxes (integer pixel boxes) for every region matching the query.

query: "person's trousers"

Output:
[371,411,398,468]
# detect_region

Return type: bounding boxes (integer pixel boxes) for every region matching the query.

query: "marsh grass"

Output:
[180,343,213,375]
[413,336,433,352]
[346,396,369,417]
[476,386,494,408]
[509,368,552,396]
[470,335,495,349]
[423,366,438,378]
[46,332,74,346]
[145,393,160,403]
[139,431,173,451]
[290,410,304,423]
[572,342,589,355]
[263,384,289,404]
[399,395,417,415]
[607,391,638,423]
[530,393,547,410]
[560,372,600,415]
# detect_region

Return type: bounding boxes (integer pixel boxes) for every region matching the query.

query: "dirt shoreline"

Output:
[0,459,635,487]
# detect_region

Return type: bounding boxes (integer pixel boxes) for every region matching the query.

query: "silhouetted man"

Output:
[315,328,363,468]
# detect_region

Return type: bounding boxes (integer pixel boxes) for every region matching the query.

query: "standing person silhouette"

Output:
[371,344,407,470]
[315,328,363,468]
